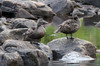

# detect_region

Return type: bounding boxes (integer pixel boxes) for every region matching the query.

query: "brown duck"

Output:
[23,18,48,43]
[55,15,80,39]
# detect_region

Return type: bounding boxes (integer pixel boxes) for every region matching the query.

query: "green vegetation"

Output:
[41,19,100,49]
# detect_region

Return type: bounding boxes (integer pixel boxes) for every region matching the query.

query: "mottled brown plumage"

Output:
[23,18,48,43]
[55,15,80,39]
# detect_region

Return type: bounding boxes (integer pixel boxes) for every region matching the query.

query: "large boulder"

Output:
[2,39,49,66]
[0,52,24,66]
[0,46,24,66]
[45,0,75,19]
[45,0,79,25]
[48,37,96,60]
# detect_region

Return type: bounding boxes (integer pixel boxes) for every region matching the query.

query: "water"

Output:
[48,58,100,66]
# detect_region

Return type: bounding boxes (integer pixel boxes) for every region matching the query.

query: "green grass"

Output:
[41,19,100,49]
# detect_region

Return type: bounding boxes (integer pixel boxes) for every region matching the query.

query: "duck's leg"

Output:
[70,33,74,39]
[66,34,68,39]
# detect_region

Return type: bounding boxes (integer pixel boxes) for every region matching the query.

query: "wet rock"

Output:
[48,37,96,60]
[60,51,95,63]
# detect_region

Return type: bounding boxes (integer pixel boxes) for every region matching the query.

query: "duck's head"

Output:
[37,18,48,27]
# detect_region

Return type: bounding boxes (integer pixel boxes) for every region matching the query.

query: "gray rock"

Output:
[0,49,24,66]
[9,18,37,29]
[0,0,55,22]
[45,0,81,25]
[72,5,96,18]
[18,49,48,66]
[48,37,96,60]
[2,40,37,51]
[45,0,74,20]
[33,43,53,60]
[15,8,37,20]
[82,0,100,8]
[2,39,49,66]
[95,21,100,28]
[83,8,100,26]
[0,28,28,44]
[72,5,100,26]
[1,52,24,66]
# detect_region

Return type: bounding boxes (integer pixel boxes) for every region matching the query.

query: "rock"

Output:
[1,0,55,22]
[82,0,100,8]
[1,0,17,18]
[95,21,100,28]
[48,37,96,60]
[2,40,37,51]
[33,43,53,60]
[0,47,23,66]
[45,0,74,20]
[15,8,37,20]
[96,50,100,53]
[45,0,81,25]
[60,51,94,63]
[72,5,97,18]
[2,39,49,66]
[0,28,28,44]
[1,52,24,66]
[33,0,45,2]
[9,18,37,29]
[18,49,48,66]
[83,11,100,26]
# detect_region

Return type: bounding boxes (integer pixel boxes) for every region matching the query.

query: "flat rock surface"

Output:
[48,37,96,60]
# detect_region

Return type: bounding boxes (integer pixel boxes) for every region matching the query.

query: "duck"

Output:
[54,15,80,39]
[23,18,48,43]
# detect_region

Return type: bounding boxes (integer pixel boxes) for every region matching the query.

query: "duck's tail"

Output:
[54,26,61,33]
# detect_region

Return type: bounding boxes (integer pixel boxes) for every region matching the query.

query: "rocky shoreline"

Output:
[0,0,98,66]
